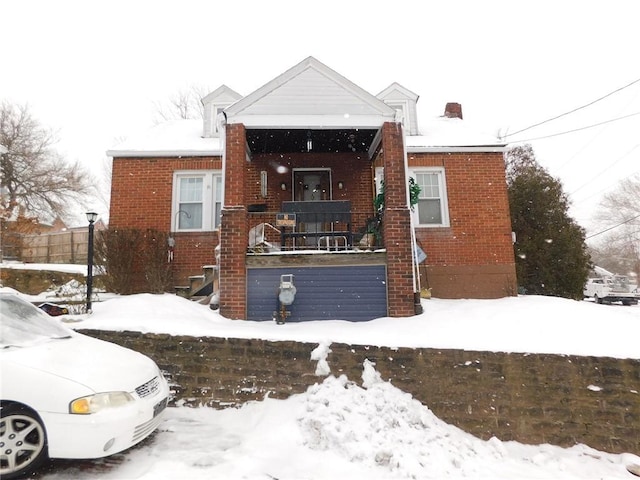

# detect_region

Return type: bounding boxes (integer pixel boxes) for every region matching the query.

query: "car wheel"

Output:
[0,403,48,480]
[594,294,603,304]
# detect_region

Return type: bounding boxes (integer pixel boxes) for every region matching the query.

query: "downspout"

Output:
[400,122,421,307]
[216,111,227,299]
[219,111,227,207]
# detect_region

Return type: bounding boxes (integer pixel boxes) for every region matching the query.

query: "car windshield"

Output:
[0,294,72,348]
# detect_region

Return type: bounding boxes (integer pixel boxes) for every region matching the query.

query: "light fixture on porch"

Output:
[260,171,268,197]
[347,133,356,152]
[306,131,313,152]
[280,182,287,191]
[338,181,344,190]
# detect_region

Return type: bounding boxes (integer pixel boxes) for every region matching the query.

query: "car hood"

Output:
[3,332,160,393]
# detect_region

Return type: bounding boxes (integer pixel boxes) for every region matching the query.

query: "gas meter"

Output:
[278,274,296,306]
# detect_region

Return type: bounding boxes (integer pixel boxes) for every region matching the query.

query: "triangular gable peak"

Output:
[224,56,396,129]
[377,82,420,135]
[202,85,243,138]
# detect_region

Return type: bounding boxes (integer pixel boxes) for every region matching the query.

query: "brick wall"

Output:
[219,124,248,319]
[408,152,517,298]
[382,122,416,316]
[80,329,640,455]
[109,140,516,300]
[110,156,222,287]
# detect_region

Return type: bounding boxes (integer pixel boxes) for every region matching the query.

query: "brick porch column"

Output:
[381,122,416,317]
[219,123,247,320]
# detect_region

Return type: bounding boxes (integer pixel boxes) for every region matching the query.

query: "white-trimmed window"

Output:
[388,100,410,132]
[412,168,450,227]
[213,106,226,134]
[172,171,222,231]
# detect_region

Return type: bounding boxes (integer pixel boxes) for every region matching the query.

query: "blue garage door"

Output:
[247,265,387,322]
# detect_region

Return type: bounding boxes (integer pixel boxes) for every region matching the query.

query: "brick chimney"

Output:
[444,102,463,119]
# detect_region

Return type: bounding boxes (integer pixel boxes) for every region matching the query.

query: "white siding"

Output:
[240,68,384,117]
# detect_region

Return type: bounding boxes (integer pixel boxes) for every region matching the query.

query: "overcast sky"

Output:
[3,0,639,237]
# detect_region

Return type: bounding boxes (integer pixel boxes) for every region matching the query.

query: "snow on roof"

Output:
[106,120,222,157]
[107,115,505,158]
[406,116,506,152]
[106,57,505,158]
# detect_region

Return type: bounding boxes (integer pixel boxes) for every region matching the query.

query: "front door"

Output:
[293,169,331,202]
[293,169,331,246]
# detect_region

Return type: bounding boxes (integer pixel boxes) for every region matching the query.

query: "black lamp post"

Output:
[86,211,98,313]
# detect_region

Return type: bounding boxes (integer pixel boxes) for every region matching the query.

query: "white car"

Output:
[0,293,170,479]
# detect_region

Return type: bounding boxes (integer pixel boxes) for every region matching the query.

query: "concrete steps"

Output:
[174,265,219,309]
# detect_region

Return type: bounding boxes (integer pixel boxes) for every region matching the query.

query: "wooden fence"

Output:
[14,230,90,264]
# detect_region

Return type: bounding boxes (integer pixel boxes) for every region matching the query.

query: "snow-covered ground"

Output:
[6,261,638,359]
[44,290,640,360]
[2,272,640,478]
[37,364,640,480]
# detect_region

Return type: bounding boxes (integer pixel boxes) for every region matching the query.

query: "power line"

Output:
[571,166,640,203]
[585,213,640,240]
[502,76,640,138]
[508,111,640,143]
[569,143,640,195]
[555,86,640,173]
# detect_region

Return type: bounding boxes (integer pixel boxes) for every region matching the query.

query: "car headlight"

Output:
[70,392,134,414]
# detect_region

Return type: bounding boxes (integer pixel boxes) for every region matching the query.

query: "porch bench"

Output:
[279,200,352,249]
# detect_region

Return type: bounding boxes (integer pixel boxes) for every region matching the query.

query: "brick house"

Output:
[108,57,516,321]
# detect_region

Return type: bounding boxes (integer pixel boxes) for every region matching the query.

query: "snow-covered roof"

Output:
[106,120,222,157]
[106,57,506,158]
[106,115,505,158]
[406,117,506,152]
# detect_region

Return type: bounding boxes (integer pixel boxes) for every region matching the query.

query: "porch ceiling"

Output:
[246,128,378,154]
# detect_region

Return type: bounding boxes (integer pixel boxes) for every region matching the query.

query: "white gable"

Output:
[225,57,396,128]
[202,84,243,105]
[202,85,243,138]
[377,82,420,135]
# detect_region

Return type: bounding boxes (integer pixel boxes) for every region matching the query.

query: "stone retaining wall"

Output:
[80,330,639,455]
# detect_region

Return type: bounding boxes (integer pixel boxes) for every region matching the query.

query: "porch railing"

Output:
[246,203,380,253]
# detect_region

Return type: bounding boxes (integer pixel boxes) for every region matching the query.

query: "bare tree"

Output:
[153,84,209,123]
[591,174,640,279]
[596,174,640,224]
[0,101,95,223]
[93,155,113,217]
[589,239,639,279]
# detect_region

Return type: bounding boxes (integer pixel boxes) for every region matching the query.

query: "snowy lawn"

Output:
[68,292,639,359]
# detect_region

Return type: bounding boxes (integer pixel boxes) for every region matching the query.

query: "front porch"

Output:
[219,122,416,321]
[218,58,417,320]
